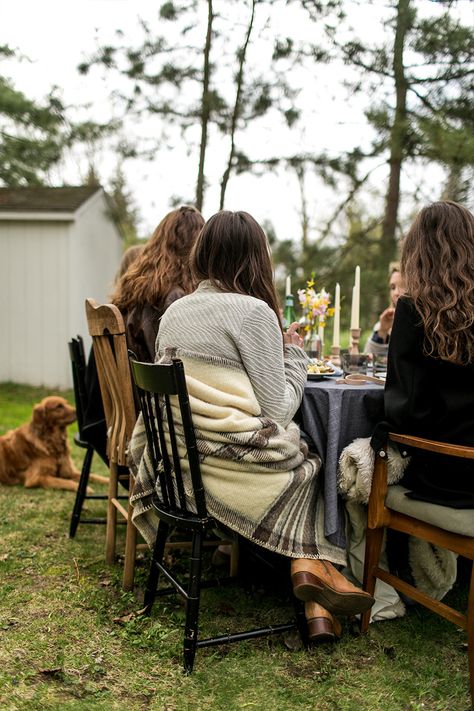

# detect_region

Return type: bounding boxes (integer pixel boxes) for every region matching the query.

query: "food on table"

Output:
[307,359,335,375]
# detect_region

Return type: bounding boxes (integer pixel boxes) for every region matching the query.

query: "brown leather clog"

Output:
[305,601,342,643]
[291,558,375,616]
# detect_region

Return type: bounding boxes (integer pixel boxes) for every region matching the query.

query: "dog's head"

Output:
[32,396,77,430]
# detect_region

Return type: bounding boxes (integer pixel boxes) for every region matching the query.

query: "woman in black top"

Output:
[384,200,474,508]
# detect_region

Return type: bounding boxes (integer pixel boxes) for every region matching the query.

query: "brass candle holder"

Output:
[350,328,361,354]
[330,345,341,367]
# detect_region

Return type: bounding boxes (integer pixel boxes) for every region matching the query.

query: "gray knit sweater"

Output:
[155,280,308,428]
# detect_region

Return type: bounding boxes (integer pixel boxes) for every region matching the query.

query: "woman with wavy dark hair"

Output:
[384,200,474,507]
[112,205,204,362]
[130,210,374,642]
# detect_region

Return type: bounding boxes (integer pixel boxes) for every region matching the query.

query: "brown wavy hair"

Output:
[112,206,204,311]
[401,200,474,365]
[190,210,283,332]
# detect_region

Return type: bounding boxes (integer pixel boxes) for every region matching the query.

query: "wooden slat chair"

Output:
[362,433,474,706]
[130,356,306,673]
[68,335,111,537]
[85,298,142,590]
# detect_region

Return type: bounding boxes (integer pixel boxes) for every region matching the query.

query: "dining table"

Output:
[298,376,385,548]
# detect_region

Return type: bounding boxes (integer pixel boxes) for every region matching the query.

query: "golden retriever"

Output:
[0,396,108,491]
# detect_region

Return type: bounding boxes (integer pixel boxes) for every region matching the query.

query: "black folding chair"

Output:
[68,336,125,537]
[130,356,306,673]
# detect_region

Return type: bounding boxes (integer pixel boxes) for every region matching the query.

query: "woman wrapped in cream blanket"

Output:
[129,210,375,642]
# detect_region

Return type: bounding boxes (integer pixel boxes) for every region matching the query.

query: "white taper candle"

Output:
[350,266,360,330]
[333,282,340,347]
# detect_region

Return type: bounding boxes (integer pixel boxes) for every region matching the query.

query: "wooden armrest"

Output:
[388,432,474,459]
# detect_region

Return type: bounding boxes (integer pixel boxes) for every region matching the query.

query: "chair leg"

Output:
[105,461,119,565]
[122,498,138,591]
[69,446,94,538]
[293,596,309,648]
[144,520,170,610]
[468,561,474,709]
[183,531,204,674]
[360,526,384,633]
[229,538,239,577]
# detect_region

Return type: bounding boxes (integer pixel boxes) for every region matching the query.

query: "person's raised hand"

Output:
[378,307,395,339]
[284,322,304,348]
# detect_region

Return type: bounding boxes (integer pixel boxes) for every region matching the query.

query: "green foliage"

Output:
[107,163,140,246]
[340,2,474,177]
[273,204,387,335]
[78,1,307,208]
[0,48,120,188]
[0,71,66,186]
[412,14,474,62]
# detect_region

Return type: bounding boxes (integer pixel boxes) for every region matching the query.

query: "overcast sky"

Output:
[1,0,473,240]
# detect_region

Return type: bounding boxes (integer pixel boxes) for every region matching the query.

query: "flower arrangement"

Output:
[297,275,334,336]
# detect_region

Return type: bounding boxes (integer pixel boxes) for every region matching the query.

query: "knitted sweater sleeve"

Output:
[236,302,308,428]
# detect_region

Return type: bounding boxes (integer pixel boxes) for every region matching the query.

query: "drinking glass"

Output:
[373,353,388,375]
[341,352,370,375]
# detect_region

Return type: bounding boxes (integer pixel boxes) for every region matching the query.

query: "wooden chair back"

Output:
[85,299,136,466]
[85,298,140,588]
[362,432,474,706]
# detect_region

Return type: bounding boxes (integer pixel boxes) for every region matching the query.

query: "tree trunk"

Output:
[196,0,213,212]
[219,0,256,209]
[441,164,463,202]
[296,163,310,259]
[380,0,411,267]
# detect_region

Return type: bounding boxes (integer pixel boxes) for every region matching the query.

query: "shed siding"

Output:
[0,222,70,387]
[0,189,122,389]
[70,191,123,352]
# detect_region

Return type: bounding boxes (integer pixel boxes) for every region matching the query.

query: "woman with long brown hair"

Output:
[384,200,474,507]
[112,205,204,362]
[130,210,374,642]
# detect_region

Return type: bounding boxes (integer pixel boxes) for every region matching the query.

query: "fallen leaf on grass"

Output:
[1,619,18,630]
[283,629,303,651]
[113,606,148,624]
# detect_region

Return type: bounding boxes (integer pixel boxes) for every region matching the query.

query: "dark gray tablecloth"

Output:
[298,378,384,548]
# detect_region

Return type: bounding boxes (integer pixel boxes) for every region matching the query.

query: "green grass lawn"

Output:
[0,383,471,710]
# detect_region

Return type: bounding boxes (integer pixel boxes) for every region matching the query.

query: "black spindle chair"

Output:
[130,356,306,673]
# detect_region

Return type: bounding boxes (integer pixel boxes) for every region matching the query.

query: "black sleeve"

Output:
[383,297,433,436]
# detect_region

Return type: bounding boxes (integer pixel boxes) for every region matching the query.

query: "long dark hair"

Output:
[191,210,282,331]
[401,200,474,365]
[112,205,204,311]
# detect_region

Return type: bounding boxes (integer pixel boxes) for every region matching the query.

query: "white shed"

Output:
[0,186,123,389]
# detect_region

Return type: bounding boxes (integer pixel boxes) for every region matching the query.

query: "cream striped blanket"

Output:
[129,348,346,565]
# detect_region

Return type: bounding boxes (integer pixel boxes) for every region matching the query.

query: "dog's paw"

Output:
[86,485,95,495]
